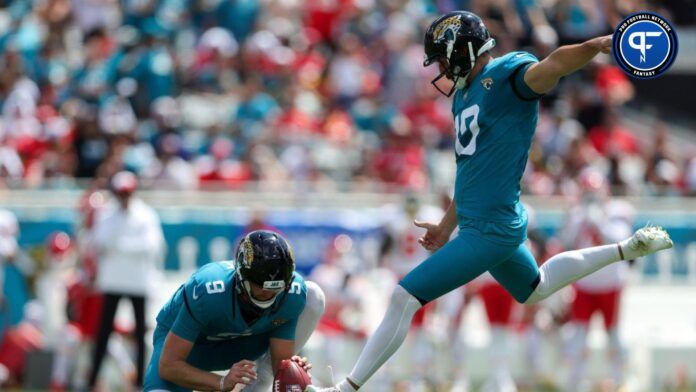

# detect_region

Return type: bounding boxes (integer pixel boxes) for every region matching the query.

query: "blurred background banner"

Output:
[3,191,696,278]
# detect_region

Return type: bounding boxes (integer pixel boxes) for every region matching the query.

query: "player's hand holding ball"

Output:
[414,220,451,251]
[290,355,312,372]
[222,359,257,390]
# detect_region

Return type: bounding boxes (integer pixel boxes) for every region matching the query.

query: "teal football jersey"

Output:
[155,261,308,344]
[451,51,541,244]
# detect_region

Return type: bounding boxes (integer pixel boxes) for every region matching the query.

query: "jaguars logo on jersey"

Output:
[272,319,288,326]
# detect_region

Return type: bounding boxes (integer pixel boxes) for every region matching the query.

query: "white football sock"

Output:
[524,244,621,304]
[339,285,422,391]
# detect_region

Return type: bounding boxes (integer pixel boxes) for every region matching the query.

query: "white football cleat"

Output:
[622,225,673,259]
[304,386,340,392]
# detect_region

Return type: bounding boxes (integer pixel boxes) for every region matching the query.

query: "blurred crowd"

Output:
[0,0,695,196]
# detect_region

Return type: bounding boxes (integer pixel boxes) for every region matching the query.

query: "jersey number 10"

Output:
[455,104,480,157]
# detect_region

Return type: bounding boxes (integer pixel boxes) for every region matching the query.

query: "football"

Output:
[273,359,312,392]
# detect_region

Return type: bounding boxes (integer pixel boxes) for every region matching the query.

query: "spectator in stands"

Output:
[587,107,639,157]
[684,148,696,196]
[34,232,74,348]
[141,133,199,190]
[644,123,681,196]
[473,0,525,51]
[553,0,610,43]
[0,209,33,388]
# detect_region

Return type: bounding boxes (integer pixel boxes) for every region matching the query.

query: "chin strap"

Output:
[243,280,280,309]
[455,71,471,90]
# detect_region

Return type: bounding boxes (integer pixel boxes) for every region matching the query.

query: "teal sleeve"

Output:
[507,52,542,101]
[170,280,204,342]
[269,317,299,340]
[170,304,203,342]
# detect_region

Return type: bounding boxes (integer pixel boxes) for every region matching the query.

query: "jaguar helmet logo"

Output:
[433,15,462,43]
[431,15,462,60]
[243,237,254,266]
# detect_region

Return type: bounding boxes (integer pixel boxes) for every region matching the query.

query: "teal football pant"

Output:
[399,227,540,303]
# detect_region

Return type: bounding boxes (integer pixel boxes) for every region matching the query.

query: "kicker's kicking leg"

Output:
[525,226,672,304]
